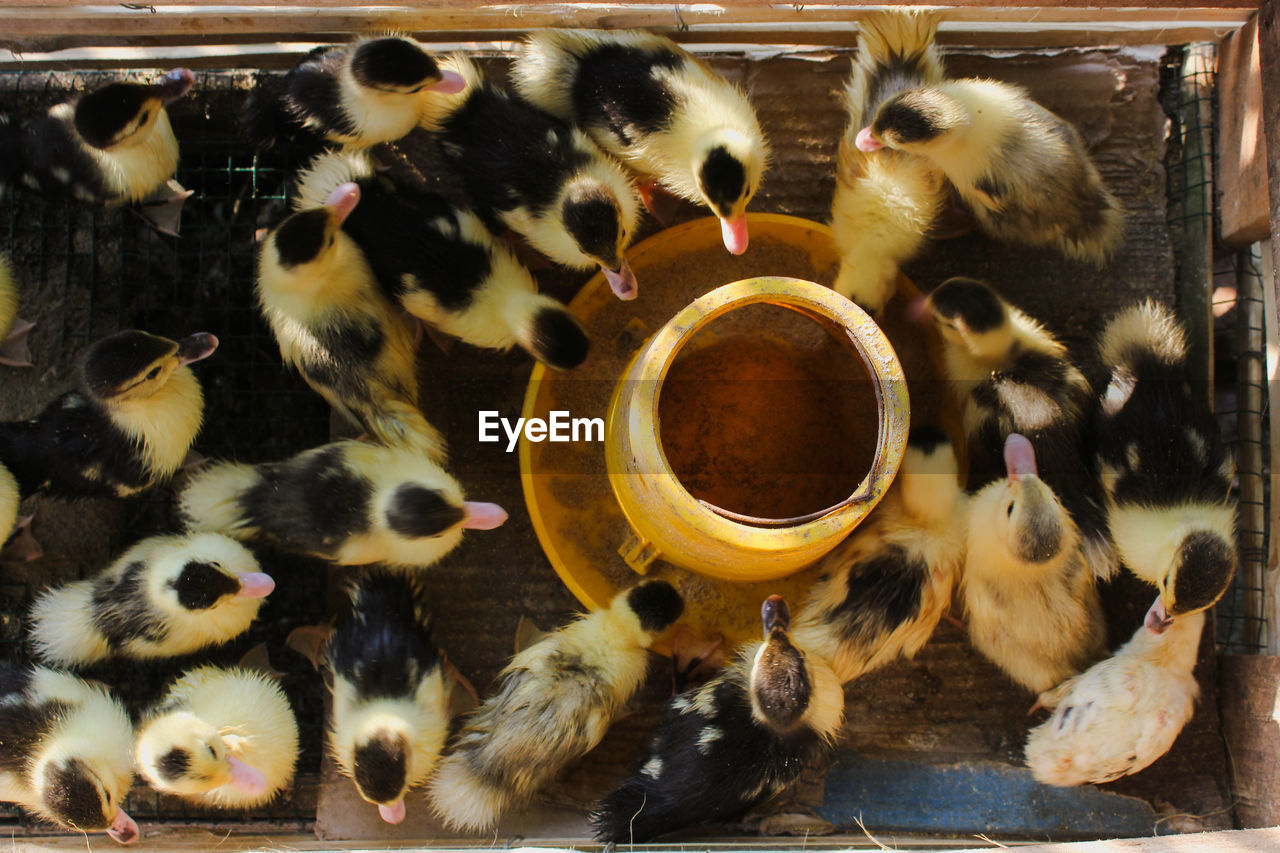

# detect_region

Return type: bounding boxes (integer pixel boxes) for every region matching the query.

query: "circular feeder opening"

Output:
[657,301,878,523]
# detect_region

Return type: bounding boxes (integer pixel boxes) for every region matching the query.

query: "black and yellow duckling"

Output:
[324,569,450,825]
[4,69,195,236]
[0,255,34,367]
[0,329,216,500]
[1095,300,1237,630]
[135,665,299,809]
[927,276,1114,577]
[177,439,505,569]
[591,595,844,843]
[295,151,589,369]
[830,10,948,314]
[963,434,1107,694]
[428,580,683,832]
[245,35,464,154]
[419,54,642,301]
[29,531,273,668]
[256,182,444,458]
[792,427,968,684]
[511,29,768,255]
[0,664,138,844]
[856,76,1124,263]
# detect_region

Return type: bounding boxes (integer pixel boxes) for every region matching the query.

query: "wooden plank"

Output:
[1219,656,1280,828]
[5,0,1267,8]
[1260,0,1280,653]
[1218,13,1271,246]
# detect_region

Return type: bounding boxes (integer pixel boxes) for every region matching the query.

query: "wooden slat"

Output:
[1219,656,1280,828]
[1260,0,1280,655]
[1218,12,1271,246]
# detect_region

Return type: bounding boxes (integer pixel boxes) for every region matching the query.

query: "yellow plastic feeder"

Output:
[521,214,922,646]
[606,277,909,582]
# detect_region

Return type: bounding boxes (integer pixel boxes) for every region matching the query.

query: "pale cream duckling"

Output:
[136,665,299,809]
[793,426,967,683]
[963,433,1107,694]
[427,580,684,832]
[830,10,948,314]
[511,28,769,254]
[0,665,138,843]
[29,532,273,667]
[256,182,444,458]
[1025,599,1202,786]
[856,77,1124,263]
[0,255,34,366]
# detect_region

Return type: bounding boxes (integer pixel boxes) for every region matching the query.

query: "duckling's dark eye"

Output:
[327,236,335,248]
[146,366,162,381]
[1005,502,1014,518]
[139,109,151,125]
[206,744,217,758]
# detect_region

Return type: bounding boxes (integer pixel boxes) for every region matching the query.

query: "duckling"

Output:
[257,182,445,458]
[1095,300,1237,627]
[177,439,505,569]
[8,69,195,236]
[511,29,768,255]
[244,36,464,153]
[427,579,684,833]
[0,664,137,843]
[29,532,273,668]
[0,462,17,549]
[591,595,844,844]
[0,329,216,500]
[419,54,642,301]
[135,665,299,809]
[295,151,589,369]
[964,434,1107,694]
[0,256,34,367]
[928,276,1113,577]
[830,10,948,314]
[856,77,1123,263]
[792,426,967,684]
[324,569,448,825]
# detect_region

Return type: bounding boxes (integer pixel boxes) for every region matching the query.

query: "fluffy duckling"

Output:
[324,570,448,825]
[428,580,684,832]
[0,256,34,367]
[830,10,948,314]
[0,462,17,547]
[0,665,137,843]
[792,427,967,684]
[295,151,589,368]
[177,439,506,568]
[419,54,642,301]
[928,276,1113,577]
[6,69,195,236]
[0,329,216,500]
[257,182,444,458]
[29,532,273,668]
[591,595,844,843]
[964,434,1107,694]
[511,29,768,255]
[1095,301,1237,629]
[135,665,299,809]
[1026,600,1202,786]
[245,36,464,153]
[856,77,1123,263]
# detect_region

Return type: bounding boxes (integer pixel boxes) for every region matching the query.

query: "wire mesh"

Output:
[1160,46,1271,654]
[0,69,330,831]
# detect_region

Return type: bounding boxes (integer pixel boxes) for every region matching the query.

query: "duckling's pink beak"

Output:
[1003,433,1037,482]
[378,799,407,824]
[720,212,749,255]
[176,332,219,366]
[106,808,139,844]
[603,259,638,301]
[227,756,268,795]
[429,70,466,94]
[236,572,275,598]
[1144,596,1174,635]
[461,501,508,530]
[855,126,884,152]
[159,68,195,105]
[326,182,361,225]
